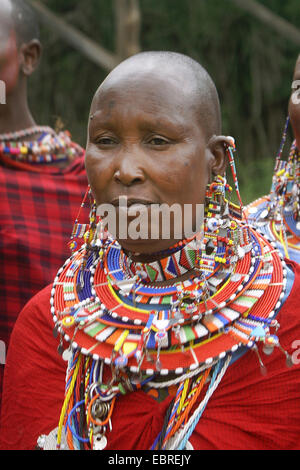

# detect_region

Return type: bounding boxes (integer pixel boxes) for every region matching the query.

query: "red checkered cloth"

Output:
[0,144,88,409]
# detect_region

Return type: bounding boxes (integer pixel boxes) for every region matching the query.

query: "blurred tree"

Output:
[28,0,300,203]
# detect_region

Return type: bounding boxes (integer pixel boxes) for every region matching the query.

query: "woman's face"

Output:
[289,56,300,149]
[85,71,214,255]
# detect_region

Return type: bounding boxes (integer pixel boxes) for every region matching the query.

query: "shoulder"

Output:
[277,259,300,339]
[12,284,54,336]
[5,283,68,375]
[0,284,67,450]
[8,283,70,366]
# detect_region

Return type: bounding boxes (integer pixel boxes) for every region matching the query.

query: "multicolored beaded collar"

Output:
[48,173,292,450]
[0,126,83,165]
[246,133,300,262]
[0,125,56,141]
[121,238,200,283]
[52,224,286,373]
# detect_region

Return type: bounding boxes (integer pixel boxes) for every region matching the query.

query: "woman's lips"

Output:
[111,196,155,207]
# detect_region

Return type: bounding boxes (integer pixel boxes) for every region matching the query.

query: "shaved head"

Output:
[92,51,222,142]
[86,51,229,254]
[2,0,40,46]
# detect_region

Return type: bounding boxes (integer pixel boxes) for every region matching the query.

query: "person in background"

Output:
[245,54,300,263]
[0,0,88,409]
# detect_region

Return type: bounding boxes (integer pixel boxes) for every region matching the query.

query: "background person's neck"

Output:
[0,84,36,136]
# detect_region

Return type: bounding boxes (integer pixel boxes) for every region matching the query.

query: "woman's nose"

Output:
[113,150,146,187]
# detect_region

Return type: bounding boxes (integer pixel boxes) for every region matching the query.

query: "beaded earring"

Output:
[69,186,92,254]
[68,187,99,292]
[84,197,98,252]
[198,138,251,277]
[69,185,101,255]
[225,138,244,220]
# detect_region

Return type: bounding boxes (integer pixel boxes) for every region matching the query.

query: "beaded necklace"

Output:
[121,237,198,283]
[246,118,300,261]
[0,125,56,141]
[0,126,83,165]
[47,169,291,450]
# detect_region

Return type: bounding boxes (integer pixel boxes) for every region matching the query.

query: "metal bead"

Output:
[92,400,110,420]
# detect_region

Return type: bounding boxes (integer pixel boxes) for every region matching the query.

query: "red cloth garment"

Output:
[0,261,300,451]
[0,150,88,410]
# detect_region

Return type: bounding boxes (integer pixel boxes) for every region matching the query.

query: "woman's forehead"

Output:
[91,71,199,120]
[89,56,220,139]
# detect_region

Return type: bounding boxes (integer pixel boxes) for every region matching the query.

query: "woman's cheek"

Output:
[0,57,20,93]
[0,32,20,94]
[85,151,112,195]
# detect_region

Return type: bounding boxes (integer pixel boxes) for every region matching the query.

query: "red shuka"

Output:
[0,262,300,450]
[0,150,88,409]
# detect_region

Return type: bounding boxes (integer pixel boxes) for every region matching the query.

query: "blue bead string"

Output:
[177,360,223,450]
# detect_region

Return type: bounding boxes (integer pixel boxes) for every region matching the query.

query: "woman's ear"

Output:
[206,135,235,176]
[19,39,42,77]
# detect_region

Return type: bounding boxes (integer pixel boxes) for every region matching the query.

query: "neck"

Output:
[123,236,196,264]
[0,83,36,136]
[120,236,200,285]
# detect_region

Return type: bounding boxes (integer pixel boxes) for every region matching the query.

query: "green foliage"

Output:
[28,0,299,204]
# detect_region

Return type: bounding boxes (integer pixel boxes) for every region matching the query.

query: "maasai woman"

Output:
[1,52,300,451]
[245,55,300,263]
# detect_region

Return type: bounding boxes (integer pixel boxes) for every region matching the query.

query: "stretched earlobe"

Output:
[206,135,235,176]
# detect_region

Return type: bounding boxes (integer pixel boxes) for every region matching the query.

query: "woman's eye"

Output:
[148,137,170,146]
[95,137,117,146]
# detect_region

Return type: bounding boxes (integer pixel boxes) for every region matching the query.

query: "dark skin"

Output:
[0,0,41,136]
[85,57,231,260]
[289,54,300,149]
